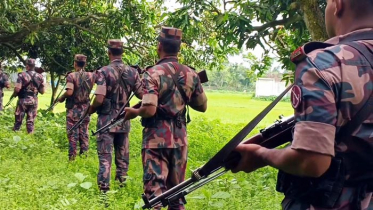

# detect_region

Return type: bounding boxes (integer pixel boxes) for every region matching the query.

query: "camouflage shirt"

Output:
[15,70,44,103]
[141,56,207,149]
[95,59,142,133]
[291,28,373,208]
[66,71,97,104]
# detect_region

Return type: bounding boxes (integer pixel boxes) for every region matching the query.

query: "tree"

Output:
[162,0,327,79]
[0,0,162,107]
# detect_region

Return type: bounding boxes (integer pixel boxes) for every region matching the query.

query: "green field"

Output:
[0,90,293,209]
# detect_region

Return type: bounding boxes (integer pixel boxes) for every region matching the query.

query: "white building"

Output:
[255,78,290,97]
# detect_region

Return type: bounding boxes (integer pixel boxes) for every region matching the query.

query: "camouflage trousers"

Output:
[142,147,187,210]
[281,187,373,210]
[13,99,38,133]
[97,132,129,191]
[66,114,90,160]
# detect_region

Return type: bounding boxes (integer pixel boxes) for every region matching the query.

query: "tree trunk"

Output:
[298,0,329,41]
[49,72,60,108]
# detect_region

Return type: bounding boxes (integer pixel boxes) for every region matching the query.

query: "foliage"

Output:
[0,91,293,209]
[163,0,328,81]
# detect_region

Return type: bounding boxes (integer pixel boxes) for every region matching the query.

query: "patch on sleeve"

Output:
[291,85,302,109]
[290,46,306,63]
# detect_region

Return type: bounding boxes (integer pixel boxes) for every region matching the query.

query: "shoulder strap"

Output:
[162,62,189,104]
[335,41,373,142]
[111,63,129,101]
[25,71,39,89]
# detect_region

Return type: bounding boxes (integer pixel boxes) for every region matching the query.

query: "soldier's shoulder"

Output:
[291,41,335,64]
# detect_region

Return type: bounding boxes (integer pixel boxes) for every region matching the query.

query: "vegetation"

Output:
[0,90,293,209]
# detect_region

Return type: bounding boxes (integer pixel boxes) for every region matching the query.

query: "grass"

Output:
[0,89,293,210]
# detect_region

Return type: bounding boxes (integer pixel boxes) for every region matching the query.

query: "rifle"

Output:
[91,92,141,136]
[142,115,295,209]
[141,84,293,209]
[91,69,208,136]
[46,83,67,113]
[67,95,94,132]
[46,72,71,112]
[4,95,15,108]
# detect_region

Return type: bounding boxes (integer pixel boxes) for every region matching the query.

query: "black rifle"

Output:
[46,83,67,113]
[91,90,141,136]
[141,84,293,209]
[4,95,15,108]
[67,95,94,132]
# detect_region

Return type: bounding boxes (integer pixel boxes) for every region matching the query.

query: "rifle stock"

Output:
[141,115,295,209]
[197,70,208,84]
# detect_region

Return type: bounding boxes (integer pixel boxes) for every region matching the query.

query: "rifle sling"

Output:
[163,62,189,104]
[335,36,373,143]
[25,71,39,90]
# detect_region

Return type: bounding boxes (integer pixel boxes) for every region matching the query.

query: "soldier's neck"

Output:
[110,56,122,62]
[336,17,373,36]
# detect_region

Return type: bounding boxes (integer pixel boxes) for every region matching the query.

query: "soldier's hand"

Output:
[124,107,140,121]
[57,97,65,103]
[231,144,267,174]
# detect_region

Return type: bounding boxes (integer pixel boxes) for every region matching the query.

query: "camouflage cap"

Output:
[158,26,182,41]
[26,58,36,66]
[107,39,123,49]
[74,54,87,62]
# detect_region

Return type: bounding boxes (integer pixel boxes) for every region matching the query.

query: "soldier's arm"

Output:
[232,54,335,178]
[12,73,22,97]
[4,74,10,89]
[88,70,106,114]
[58,74,73,102]
[189,74,207,112]
[124,70,157,120]
[133,69,143,99]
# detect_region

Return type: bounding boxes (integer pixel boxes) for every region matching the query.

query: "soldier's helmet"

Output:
[107,39,123,49]
[157,26,183,42]
[74,54,87,62]
[26,58,36,67]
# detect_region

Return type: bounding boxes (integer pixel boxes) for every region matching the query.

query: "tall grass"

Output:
[0,91,292,209]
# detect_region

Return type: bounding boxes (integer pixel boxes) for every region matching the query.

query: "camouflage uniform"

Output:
[13,59,45,133]
[94,40,143,191]
[65,54,97,160]
[0,69,10,111]
[282,28,373,209]
[141,27,207,210]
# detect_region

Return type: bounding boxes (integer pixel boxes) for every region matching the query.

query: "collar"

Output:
[156,56,178,65]
[110,59,123,63]
[326,28,373,44]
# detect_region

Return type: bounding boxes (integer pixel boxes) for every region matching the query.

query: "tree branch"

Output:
[1,43,26,64]
[251,15,303,33]
[0,14,106,44]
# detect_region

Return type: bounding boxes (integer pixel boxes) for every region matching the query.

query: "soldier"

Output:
[124,27,208,210]
[12,58,45,134]
[231,0,373,209]
[0,64,11,111]
[88,39,143,192]
[57,54,96,161]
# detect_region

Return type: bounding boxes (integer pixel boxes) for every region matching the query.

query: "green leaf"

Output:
[74,173,86,182]
[13,136,21,143]
[79,182,92,189]
[211,191,231,199]
[67,183,77,188]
